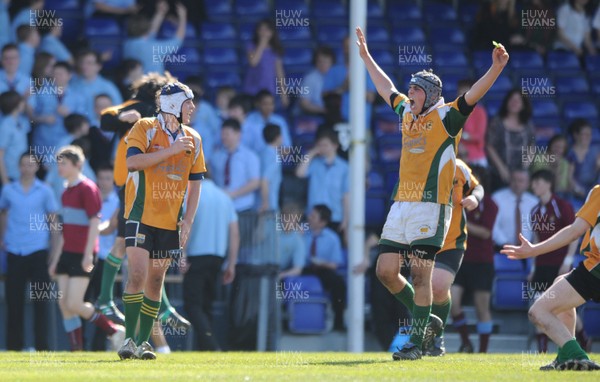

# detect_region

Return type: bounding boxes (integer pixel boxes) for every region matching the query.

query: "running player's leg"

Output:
[157,282,191,329]
[375,250,412,310]
[56,274,82,351]
[427,265,454,356]
[451,269,473,352]
[97,237,126,307]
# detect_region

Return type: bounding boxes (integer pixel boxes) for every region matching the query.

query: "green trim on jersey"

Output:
[422,137,456,203]
[379,238,410,251]
[411,204,448,249]
[454,209,468,251]
[394,99,406,115]
[442,105,469,137]
[129,171,146,222]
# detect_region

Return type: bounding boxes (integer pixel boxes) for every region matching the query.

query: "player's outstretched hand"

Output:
[492,42,509,68]
[500,233,535,259]
[355,27,369,60]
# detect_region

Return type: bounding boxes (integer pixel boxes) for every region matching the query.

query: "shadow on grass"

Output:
[308,359,388,367]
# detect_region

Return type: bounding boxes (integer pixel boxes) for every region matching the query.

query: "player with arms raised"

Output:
[356,27,508,360]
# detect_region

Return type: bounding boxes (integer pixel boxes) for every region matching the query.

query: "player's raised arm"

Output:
[464,43,509,106]
[355,27,399,107]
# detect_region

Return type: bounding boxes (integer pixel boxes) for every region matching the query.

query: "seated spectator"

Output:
[123,1,187,74]
[492,168,538,252]
[296,129,349,235]
[258,123,282,212]
[529,134,571,198]
[215,86,236,120]
[0,90,29,185]
[0,44,30,96]
[186,76,220,162]
[45,114,97,205]
[471,0,525,50]
[524,0,557,55]
[71,49,123,121]
[322,37,376,125]
[303,204,346,331]
[457,79,488,167]
[486,89,535,191]
[244,90,292,153]
[29,61,85,156]
[40,21,73,65]
[554,0,596,57]
[16,25,40,76]
[115,59,143,100]
[298,45,335,116]
[567,118,600,201]
[278,203,307,279]
[242,19,288,108]
[210,118,260,212]
[10,0,42,42]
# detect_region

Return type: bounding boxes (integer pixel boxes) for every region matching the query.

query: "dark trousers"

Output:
[303,266,347,327]
[183,255,224,350]
[85,258,106,351]
[6,250,50,350]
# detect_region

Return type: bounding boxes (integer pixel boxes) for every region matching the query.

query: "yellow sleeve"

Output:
[125,120,150,153]
[576,186,600,226]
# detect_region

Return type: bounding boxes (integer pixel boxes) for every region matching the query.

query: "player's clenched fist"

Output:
[170,136,194,154]
[492,42,509,68]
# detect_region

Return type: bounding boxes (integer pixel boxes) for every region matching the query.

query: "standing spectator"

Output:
[71,50,123,121]
[524,0,557,56]
[555,0,596,57]
[48,145,125,351]
[451,166,499,353]
[0,44,30,96]
[88,0,139,18]
[492,168,539,252]
[529,134,571,198]
[298,46,335,116]
[16,25,40,76]
[486,89,535,190]
[0,90,29,185]
[278,203,306,279]
[115,59,143,100]
[244,90,292,154]
[123,1,187,74]
[471,0,526,50]
[296,129,349,235]
[184,174,239,350]
[88,94,115,171]
[528,169,578,353]
[10,0,42,42]
[210,118,261,212]
[258,123,282,212]
[0,0,10,50]
[322,37,376,125]
[40,21,73,65]
[303,204,346,331]
[215,85,237,120]
[29,61,85,156]
[567,118,600,203]
[1,153,59,351]
[186,76,221,163]
[242,19,288,108]
[227,94,253,148]
[457,79,488,167]
[31,52,55,83]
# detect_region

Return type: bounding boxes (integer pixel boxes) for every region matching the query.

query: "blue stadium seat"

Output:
[235,0,269,19]
[313,0,347,20]
[200,22,236,41]
[377,134,402,164]
[534,125,562,147]
[509,51,544,69]
[384,165,399,195]
[60,17,83,44]
[590,75,600,95]
[582,302,600,338]
[370,49,395,67]
[285,275,330,334]
[373,108,400,138]
[88,41,121,70]
[205,1,234,21]
[203,47,239,65]
[492,275,529,310]
[429,27,465,49]
[238,22,255,42]
[485,99,502,117]
[388,2,421,23]
[471,51,492,69]
[392,26,426,45]
[366,25,390,43]
[316,24,349,44]
[159,21,197,41]
[555,75,590,96]
[204,71,241,89]
[282,47,313,67]
[433,51,468,68]
[562,101,599,120]
[275,0,309,15]
[367,170,385,191]
[292,116,322,137]
[488,74,513,94]
[531,99,559,118]
[585,54,600,72]
[367,0,384,20]
[85,18,121,38]
[547,51,580,70]
[46,0,79,11]
[278,27,312,41]
[293,133,317,155]
[165,47,202,80]
[459,3,480,24]
[366,192,388,228]
[424,2,457,23]
[494,253,526,274]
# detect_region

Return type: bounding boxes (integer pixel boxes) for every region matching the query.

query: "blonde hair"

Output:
[57,145,85,166]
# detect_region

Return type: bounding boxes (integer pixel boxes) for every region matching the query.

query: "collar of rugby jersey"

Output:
[418,96,445,117]
[156,113,182,142]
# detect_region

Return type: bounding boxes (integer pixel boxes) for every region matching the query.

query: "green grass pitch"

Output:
[2,352,599,381]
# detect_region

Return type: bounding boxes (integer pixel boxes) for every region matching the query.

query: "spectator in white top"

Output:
[555,0,596,57]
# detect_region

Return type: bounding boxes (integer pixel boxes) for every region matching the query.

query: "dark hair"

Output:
[252,18,283,56]
[568,118,591,137]
[315,128,339,146]
[76,49,101,65]
[132,71,176,105]
[470,165,489,191]
[263,123,281,144]
[228,95,252,114]
[57,145,85,166]
[531,169,555,190]
[498,89,532,124]
[184,75,205,100]
[94,93,112,102]
[64,113,89,134]
[547,134,567,156]
[0,90,23,114]
[313,45,336,66]
[95,163,114,174]
[1,43,18,55]
[54,61,73,72]
[313,204,332,224]
[255,89,274,103]
[127,15,151,38]
[16,25,37,42]
[222,118,241,132]
[20,151,37,165]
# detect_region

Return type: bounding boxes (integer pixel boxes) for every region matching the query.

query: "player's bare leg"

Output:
[427,268,454,356]
[151,321,171,354]
[473,291,492,353]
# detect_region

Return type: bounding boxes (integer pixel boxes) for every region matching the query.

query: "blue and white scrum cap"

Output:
[159,82,193,118]
[409,69,442,111]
